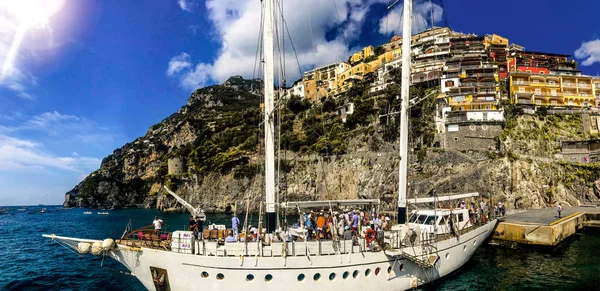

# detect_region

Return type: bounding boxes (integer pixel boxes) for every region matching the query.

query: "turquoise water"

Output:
[1,206,599,290]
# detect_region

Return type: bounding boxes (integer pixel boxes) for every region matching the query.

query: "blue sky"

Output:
[1,0,599,206]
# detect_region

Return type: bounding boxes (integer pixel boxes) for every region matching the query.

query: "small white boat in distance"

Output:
[97,212,109,215]
[83,211,92,215]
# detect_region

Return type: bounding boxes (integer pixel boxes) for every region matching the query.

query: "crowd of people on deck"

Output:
[151,198,505,245]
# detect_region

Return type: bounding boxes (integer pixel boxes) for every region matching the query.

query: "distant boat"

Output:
[97,212,109,215]
[39,208,47,213]
[18,208,26,211]
[0,209,8,215]
[83,211,92,215]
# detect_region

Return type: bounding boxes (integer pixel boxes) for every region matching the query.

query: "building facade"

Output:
[509,73,597,108]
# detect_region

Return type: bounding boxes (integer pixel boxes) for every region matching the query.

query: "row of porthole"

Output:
[200,264,405,282]
[202,240,481,282]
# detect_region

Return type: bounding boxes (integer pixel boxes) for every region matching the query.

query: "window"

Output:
[416,215,428,224]
[536,100,542,105]
[265,274,273,282]
[408,213,418,223]
[329,273,336,281]
[526,70,532,73]
[201,272,209,278]
[519,87,525,93]
[313,273,321,281]
[457,214,464,222]
[297,274,305,282]
[540,71,545,74]
[445,80,455,87]
[534,89,541,94]
[375,267,381,276]
[352,270,359,278]
[485,105,491,110]
[246,274,255,282]
[387,266,392,274]
[365,269,371,277]
[551,101,557,106]
[342,271,350,279]
[424,216,436,225]
[568,100,574,106]
[217,273,225,280]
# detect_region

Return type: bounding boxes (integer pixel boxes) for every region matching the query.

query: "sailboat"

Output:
[43,1,497,290]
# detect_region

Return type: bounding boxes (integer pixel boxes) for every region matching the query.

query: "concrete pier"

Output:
[492,206,600,246]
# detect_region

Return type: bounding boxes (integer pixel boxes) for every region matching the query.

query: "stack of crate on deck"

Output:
[171,231,195,254]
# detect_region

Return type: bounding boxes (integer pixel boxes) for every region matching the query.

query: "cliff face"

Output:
[64,77,600,212]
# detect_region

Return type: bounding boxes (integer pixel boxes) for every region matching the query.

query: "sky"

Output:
[1,0,599,206]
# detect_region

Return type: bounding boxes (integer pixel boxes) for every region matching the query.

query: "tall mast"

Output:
[263,0,276,233]
[398,0,412,225]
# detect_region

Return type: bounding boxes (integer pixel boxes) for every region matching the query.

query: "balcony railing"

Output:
[563,83,578,88]
[578,84,592,89]
[514,81,529,85]
[464,73,496,78]
[516,99,534,105]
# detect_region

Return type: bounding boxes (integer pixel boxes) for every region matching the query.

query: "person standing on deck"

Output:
[351,211,359,234]
[231,213,241,238]
[153,216,163,234]
[557,203,563,218]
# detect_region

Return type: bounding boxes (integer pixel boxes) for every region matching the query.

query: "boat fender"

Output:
[102,238,115,250]
[77,242,91,254]
[91,241,103,256]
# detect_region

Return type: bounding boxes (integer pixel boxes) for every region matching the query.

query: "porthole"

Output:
[399,263,404,271]
[365,269,371,277]
[463,245,467,252]
[313,273,321,281]
[387,266,392,274]
[201,271,209,278]
[246,274,254,282]
[343,271,350,279]
[445,253,450,260]
[297,274,305,282]
[329,272,336,281]
[352,270,359,278]
[375,267,381,276]
[473,240,477,246]
[216,273,224,280]
[265,274,273,282]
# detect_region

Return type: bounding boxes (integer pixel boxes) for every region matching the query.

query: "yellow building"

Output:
[509,73,597,108]
[335,62,373,94]
[350,45,374,64]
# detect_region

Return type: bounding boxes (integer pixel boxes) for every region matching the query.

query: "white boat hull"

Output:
[109,221,496,291]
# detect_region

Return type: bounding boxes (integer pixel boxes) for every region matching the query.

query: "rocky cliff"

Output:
[64,76,600,212]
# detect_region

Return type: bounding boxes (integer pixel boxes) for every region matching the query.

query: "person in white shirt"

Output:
[557,203,563,218]
[153,216,163,234]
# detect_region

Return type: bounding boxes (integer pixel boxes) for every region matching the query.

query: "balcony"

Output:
[464,72,496,78]
[513,80,529,86]
[563,82,578,88]
[516,99,534,105]
[578,83,592,89]
[546,82,560,87]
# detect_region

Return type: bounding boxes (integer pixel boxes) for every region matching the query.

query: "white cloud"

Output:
[0,135,100,173]
[178,0,199,13]
[378,1,444,35]
[0,111,118,143]
[168,0,444,91]
[575,39,600,66]
[167,0,397,90]
[17,92,34,100]
[167,52,192,76]
[188,25,202,35]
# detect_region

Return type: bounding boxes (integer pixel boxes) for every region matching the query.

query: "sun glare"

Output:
[3,0,66,28]
[0,0,66,82]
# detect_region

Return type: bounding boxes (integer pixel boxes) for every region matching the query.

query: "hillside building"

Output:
[509,73,598,108]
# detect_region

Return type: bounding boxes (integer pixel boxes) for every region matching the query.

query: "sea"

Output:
[1,205,599,291]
